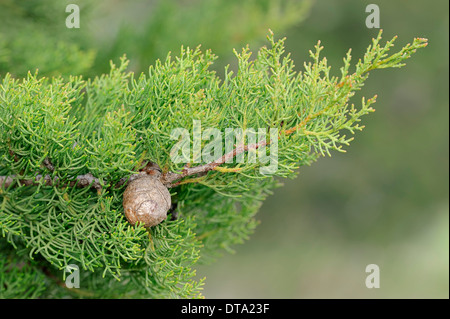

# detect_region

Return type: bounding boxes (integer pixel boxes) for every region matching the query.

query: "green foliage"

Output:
[0,240,47,298]
[0,0,95,77]
[0,29,426,298]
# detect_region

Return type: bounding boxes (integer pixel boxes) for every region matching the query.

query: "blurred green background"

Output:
[1,0,448,298]
[196,0,449,298]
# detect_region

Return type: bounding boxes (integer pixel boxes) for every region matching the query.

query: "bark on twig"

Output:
[160,139,268,187]
[0,139,269,190]
[0,173,103,191]
[42,157,55,172]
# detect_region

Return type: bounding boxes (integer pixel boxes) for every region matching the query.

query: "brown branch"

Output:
[42,157,55,172]
[161,139,269,187]
[1,155,104,191]
[0,173,104,191]
[161,110,322,187]
[283,109,325,136]
[0,159,159,191]
[1,138,272,191]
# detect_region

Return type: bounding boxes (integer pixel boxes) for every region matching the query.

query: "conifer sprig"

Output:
[0,30,427,298]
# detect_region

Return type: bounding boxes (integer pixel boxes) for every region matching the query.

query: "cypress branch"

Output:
[161,139,269,186]
[0,138,270,189]
[0,29,428,298]
[0,173,103,190]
